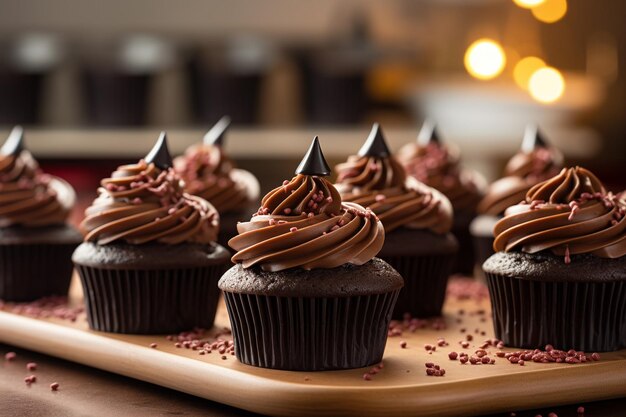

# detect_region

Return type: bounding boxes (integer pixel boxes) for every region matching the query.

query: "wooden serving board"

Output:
[0,277,625,417]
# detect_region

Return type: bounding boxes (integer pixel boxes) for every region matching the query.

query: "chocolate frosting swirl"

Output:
[80,160,219,245]
[229,174,385,271]
[478,147,564,216]
[397,142,486,213]
[493,167,626,259]
[174,143,259,214]
[0,150,75,228]
[335,155,453,233]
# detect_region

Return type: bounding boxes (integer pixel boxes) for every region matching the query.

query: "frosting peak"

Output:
[398,125,485,213]
[81,136,219,245]
[0,127,75,228]
[229,137,385,271]
[493,167,626,260]
[174,121,259,214]
[336,124,452,234]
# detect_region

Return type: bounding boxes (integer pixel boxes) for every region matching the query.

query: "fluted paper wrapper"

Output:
[223,290,400,371]
[381,254,454,319]
[76,264,225,334]
[0,243,77,302]
[486,273,626,352]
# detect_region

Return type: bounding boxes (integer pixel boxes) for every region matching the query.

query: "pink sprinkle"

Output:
[282,180,289,186]
[308,212,314,218]
[283,208,292,214]
[362,373,371,381]
[26,362,37,371]
[4,352,16,361]
[25,375,37,384]
[50,382,59,391]
[448,352,458,360]
[591,352,600,361]
[290,227,298,232]
[132,197,142,204]
[326,197,333,203]
[564,245,571,264]
[577,406,585,414]
[375,194,386,202]
[150,343,158,349]
[268,219,276,226]
[400,341,407,349]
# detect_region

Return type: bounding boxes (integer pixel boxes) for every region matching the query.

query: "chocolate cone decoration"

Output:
[145,131,173,169]
[417,119,441,146]
[358,123,391,157]
[521,124,548,153]
[1,126,25,156]
[295,136,331,176]
[203,116,231,146]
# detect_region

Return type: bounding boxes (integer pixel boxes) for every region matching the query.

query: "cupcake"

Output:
[0,126,82,301]
[398,120,487,274]
[73,133,230,334]
[484,167,626,351]
[471,125,563,269]
[335,123,457,318]
[219,137,403,371]
[174,116,260,248]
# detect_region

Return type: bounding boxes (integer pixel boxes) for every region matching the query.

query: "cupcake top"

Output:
[229,137,385,272]
[493,167,626,261]
[80,133,219,245]
[397,120,486,214]
[174,116,259,214]
[335,123,453,233]
[477,126,564,216]
[0,126,75,228]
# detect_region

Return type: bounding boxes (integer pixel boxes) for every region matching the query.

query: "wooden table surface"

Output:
[0,342,624,417]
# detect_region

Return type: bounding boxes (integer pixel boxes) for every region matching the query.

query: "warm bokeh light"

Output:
[512,0,546,9]
[514,56,546,90]
[528,67,565,103]
[464,39,506,80]
[531,0,567,23]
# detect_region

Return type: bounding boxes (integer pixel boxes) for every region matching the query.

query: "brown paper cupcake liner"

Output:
[0,243,77,302]
[223,290,400,371]
[486,273,626,352]
[76,264,225,334]
[381,254,455,319]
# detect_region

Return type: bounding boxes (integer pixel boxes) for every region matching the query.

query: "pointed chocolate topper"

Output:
[295,136,331,176]
[521,124,549,153]
[417,119,441,146]
[1,126,25,156]
[203,116,231,146]
[145,131,173,169]
[358,123,391,157]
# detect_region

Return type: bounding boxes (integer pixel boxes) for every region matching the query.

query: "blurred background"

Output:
[0,0,624,221]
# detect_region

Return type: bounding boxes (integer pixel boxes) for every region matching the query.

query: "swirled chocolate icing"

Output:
[174,144,258,213]
[81,135,219,245]
[397,124,486,214]
[335,124,453,233]
[493,167,626,259]
[230,138,385,272]
[0,127,75,227]
[477,127,564,216]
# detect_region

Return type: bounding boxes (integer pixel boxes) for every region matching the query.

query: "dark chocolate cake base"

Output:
[73,242,230,334]
[219,259,403,371]
[484,251,626,352]
[377,228,458,319]
[0,225,82,302]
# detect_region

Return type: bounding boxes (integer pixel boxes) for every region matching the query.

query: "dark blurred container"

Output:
[81,35,175,126]
[0,34,64,125]
[189,37,275,125]
[82,70,149,126]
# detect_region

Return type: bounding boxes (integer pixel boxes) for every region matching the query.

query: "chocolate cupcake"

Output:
[0,126,82,301]
[73,133,230,334]
[335,124,457,318]
[219,137,403,371]
[398,120,487,275]
[174,116,260,248]
[484,167,626,351]
[471,126,563,269]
